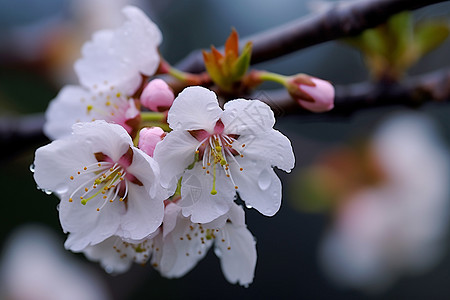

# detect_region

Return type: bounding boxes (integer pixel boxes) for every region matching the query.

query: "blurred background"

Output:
[2,0,450,299]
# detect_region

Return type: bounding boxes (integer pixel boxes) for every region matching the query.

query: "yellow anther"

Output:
[87,105,93,112]
[109,199,113,202]
[119,198,124,201]
[98,163,101,167]
[215,146,222,152]
[69,198,73,202]
[96,208,100,211]
[105,101,111,106]
[116,92,121,98]
[85,188,88,192]
[70,176,74,180]
[242,144,246,147]
[234,186,238,189]
[240,154,244,157]
[77,171,81,175]
[240,168,243,171]
[84,167,87,170]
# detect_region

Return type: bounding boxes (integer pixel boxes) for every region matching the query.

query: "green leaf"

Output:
[231,42,252,81]
[414,21,450,56]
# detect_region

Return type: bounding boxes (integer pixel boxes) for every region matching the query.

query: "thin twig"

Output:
[176,0,448,73]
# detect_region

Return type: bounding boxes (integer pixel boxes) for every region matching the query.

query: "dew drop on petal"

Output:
[44,189,53,195]
[29,163,35,173]
[245,204,253,209]
[105,265,114,274]
[257,169,271,190]
[56,204,60,211]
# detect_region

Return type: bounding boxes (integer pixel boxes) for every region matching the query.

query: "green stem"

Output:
[141,111,166,122]
[257,71,290,86]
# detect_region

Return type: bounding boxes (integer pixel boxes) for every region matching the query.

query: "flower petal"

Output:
[81,236,134,275]
[167,86,222,132]
[157,206,213,278]
[119,183,164,241]
[74,6,162,95]
[232,160,282,216]
[153,130,198,190]
[214,212,257,286]
[222,99,275,135]
[62,192,124,251]
[179,164,234,223]
[238,129,295,172]
[72,121,132,161]
[44,85,95,140]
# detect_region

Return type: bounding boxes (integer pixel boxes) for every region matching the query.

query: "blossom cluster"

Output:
[33,6,295,286]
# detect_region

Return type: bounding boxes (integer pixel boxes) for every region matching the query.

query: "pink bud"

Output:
[293,77,335,113]
[140,79,175,112]
[138,127,165,157]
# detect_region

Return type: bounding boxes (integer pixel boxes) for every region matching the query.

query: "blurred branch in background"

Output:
[176,0,448,73]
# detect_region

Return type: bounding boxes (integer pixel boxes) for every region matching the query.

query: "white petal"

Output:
[71,121,132,161]
[44,85,93,140]
[238,129,295,172]
[153,130,198,189]
[119,183,164,241]
[75,6,162,95]
[232,160,282,216]
[215,221,257,286]
[34,134,96,194]
[167,86,222,132]
[81,236,133,275]
[222,99,275,135]
[62,192,123,251]
[180,164,234,223]
[158,211,213,278]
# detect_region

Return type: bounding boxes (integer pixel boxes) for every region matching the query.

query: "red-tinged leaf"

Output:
[225,28,239,57]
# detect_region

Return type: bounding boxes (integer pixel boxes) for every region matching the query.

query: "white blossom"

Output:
[154,86,295,223]
[34,121,166,251]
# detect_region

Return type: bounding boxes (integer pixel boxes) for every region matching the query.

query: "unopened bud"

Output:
[141,79,174,112]
[288,76,335,113]
[138,127,165,157]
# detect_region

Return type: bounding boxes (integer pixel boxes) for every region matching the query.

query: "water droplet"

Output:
[257,169,271,190]
[245,204,253,209]
[44,189,52,195]
[105,265,114,274]
[56,204,60,211]
[29,163,35,173]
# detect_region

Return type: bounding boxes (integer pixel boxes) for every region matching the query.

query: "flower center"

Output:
[190,120,245,195]
[68,147,142,211]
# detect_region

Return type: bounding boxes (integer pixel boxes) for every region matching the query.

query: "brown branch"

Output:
[176,0,448,73]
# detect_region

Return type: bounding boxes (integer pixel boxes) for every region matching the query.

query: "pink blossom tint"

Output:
[297,78,335,113]
[140,79,175,112]
[138,127,165,157]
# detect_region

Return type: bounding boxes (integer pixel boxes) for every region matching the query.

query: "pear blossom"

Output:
[320,113,450,291]
[34,121,166,251]
[140,78,175,112]
[44,6,162,140]
[153,86,295,223]
[152,202,257,286]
